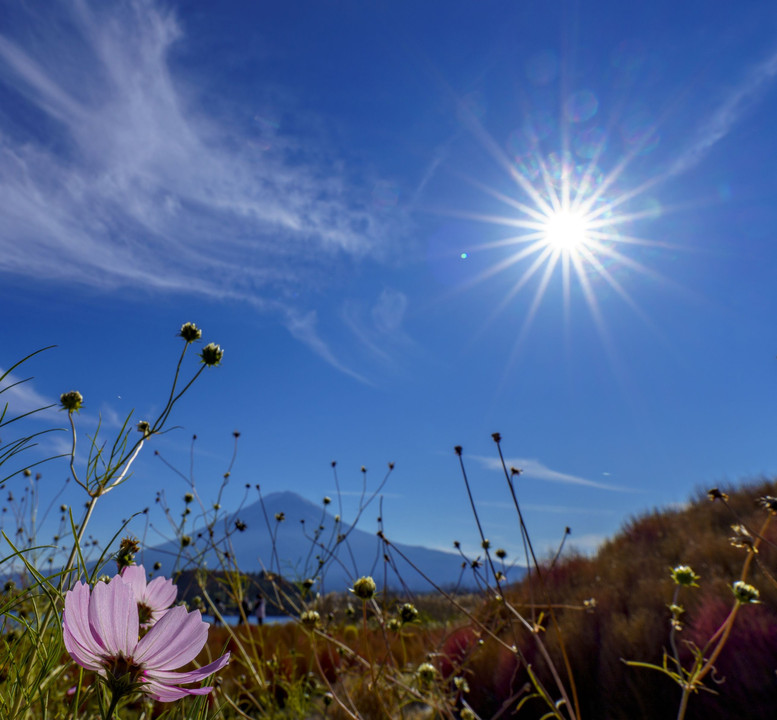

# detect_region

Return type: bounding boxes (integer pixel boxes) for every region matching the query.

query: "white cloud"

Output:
[285,309,372,385]
[0,369,59,422]
[670,46,777,176]
[0,1,408,376]
[341,288,412,367]
[471,455,632,492]
[371,289,408,335]
[476,500,617,515]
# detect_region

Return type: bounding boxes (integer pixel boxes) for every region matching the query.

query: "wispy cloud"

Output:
[476,500,617,515]
[0,369,59,422]
[0,1,407,377]
[471,455,631,492]
[670,46,777,176]
[285,310,372,385]
[341,288,412,367]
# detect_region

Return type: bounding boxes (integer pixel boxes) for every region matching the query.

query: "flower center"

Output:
[137,602,153,626]
[103,653,143,696]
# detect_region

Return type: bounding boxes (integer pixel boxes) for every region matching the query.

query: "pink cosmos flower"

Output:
[120,565,177,628]
[63,574,229,702]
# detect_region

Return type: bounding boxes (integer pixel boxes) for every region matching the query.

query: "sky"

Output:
[2,0,777,569]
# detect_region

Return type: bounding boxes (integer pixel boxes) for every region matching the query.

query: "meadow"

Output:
[2,324,776,720]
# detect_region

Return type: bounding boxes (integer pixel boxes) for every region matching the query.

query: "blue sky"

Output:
[2,0,777,565]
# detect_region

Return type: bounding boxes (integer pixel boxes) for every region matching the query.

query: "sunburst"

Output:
[440,101,680,355]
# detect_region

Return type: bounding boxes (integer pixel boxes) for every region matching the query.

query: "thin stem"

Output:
[363,601,376,689]
[67,414,84,491]
[493,437,580,720]
[676,687,691,720]
[455,448,499,586]
[101,439,145,495]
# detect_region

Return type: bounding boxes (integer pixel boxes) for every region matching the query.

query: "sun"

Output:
[542,208,591,252]
[437,89,676,362]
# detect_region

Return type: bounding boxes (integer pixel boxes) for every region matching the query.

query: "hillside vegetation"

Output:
[456,478,777,719]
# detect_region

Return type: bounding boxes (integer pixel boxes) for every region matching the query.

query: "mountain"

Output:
[139,491,523,592]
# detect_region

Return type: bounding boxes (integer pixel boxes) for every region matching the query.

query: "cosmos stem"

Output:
[104,689,122,720]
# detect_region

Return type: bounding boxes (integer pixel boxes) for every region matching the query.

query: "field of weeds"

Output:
[2,325,777,720]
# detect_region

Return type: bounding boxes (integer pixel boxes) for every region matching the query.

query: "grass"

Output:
[1,324,777,719]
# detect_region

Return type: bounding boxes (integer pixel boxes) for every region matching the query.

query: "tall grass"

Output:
[1,325,776,719]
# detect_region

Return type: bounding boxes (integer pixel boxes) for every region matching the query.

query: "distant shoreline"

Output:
[203,613,294,627]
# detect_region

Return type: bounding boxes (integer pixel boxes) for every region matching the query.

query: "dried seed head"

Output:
[758,496,777,514]
[399,603,419,624]
[178,322,202,343]
[350,576,376,601]
[300,610,321,628]
[730,524,756,552]
[417,662,437,684]
[732,580,760,604]
[199,343,224,367]
[60,391,83,413]
[670,565,699,587]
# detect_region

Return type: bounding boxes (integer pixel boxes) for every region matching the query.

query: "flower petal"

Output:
[63,582,106,660]
[145,575,177,611]
[134,605,207,670]
[88,577,138,657]
[145,652,231,685]
[120,565,147,597]
[63,623,105,672]
[142,677,212,702]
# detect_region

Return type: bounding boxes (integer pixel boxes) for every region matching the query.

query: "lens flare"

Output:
[438,90,678,368]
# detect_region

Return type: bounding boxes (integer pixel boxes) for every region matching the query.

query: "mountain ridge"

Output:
[140,490,524,591]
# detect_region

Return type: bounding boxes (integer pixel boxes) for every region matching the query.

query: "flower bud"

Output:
[399,603,419,624]
[178,322,202,343]
[199,343,224,367]
[116,536,140,571]
[670,565,699,587]
[416,662,437,684]
[60,391,83,413]
[300,610,320,628]
[350,576,376,601]
[732,580,760,604]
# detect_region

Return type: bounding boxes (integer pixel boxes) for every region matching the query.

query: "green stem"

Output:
[676,685,691,720]
[104,688,121,720]
[363,601,376,688]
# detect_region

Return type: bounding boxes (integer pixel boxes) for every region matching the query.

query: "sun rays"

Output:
[438,100,680,357]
